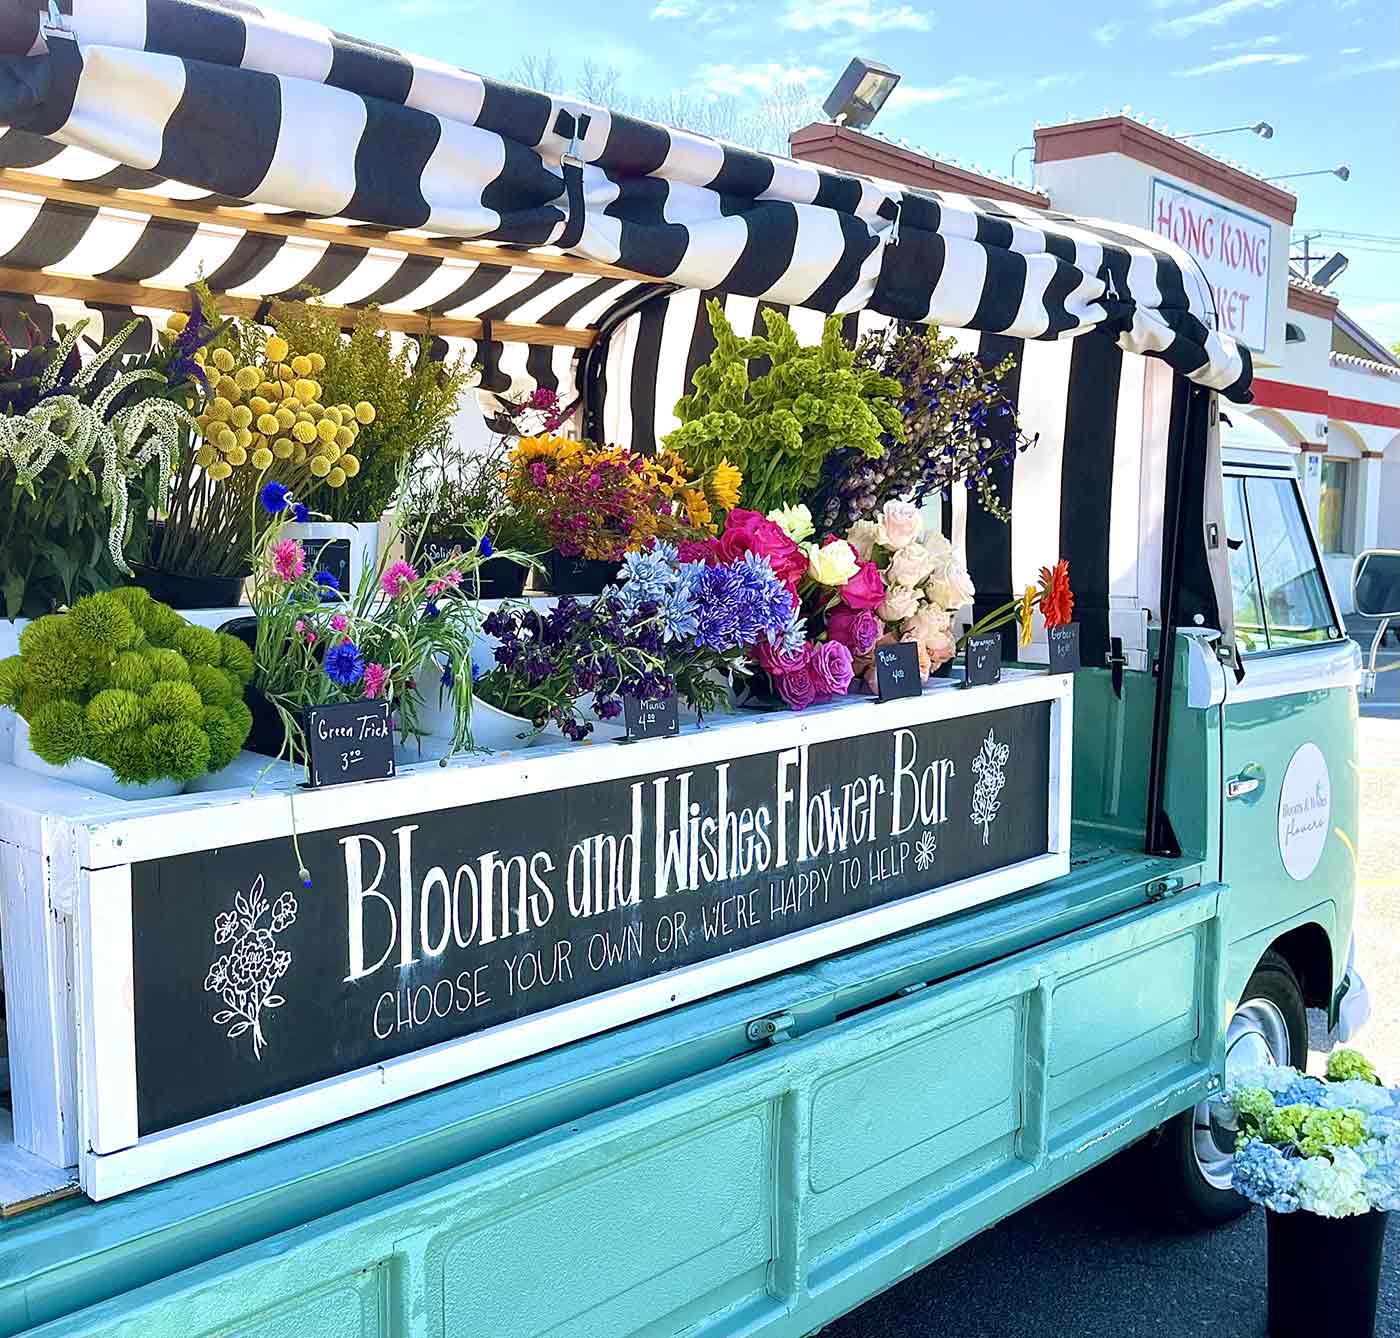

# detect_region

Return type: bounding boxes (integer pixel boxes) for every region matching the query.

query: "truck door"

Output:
[1218,464,1359,1008]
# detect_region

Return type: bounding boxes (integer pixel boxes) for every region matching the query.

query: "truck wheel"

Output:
[1148,951,1307,1228]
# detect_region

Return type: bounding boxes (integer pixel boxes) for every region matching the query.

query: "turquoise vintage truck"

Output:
[0,4,1379,1335]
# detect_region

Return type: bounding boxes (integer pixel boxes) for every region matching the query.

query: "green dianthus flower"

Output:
[66,593,139,655]
[147,720,211,781]
[189,663,237,709]
[202,707,242,772]
[0,656,22,710]
[142,601,187,647]
[28,700,89,766]
[144,648,191,683]
[99,729,160,786]
[107,585,152,627]
[148,679,203,723]
[109,651,156,694]
[217,632,255,684]
[173,624,221,666]
[226,698,254,743]
[20,616,99,696]
[86,689,147,739]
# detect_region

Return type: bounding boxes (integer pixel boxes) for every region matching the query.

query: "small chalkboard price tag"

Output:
[963,631,1003,687]
[1047,622,1082,673]
[302,538,351,594]
[873,641,923,702]
[305,700,395,788]
[622,691,680,742]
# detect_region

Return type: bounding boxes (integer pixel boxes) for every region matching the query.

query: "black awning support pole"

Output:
[577,281,680,443]
[1144,381,1210,858]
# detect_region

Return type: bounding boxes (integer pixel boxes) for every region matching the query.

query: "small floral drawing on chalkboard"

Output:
[970,729,1011,847]
[915,830,938,871]
[203,875,296,1060]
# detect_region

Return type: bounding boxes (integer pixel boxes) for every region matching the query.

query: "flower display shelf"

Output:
[0,669,1070,1201]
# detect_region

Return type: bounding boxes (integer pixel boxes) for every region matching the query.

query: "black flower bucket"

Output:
[543,552,618,596]
[131,563,247,610]
[1266,1208,1389,1338]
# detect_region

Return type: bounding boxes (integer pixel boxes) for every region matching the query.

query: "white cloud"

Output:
[1093,22,1123,43]
[779,0,932,33]
[1153,0,1285,39]
[1176,50,1306,75]
[1211,32,1282,50]
[990,71,1084,103]
[650,0,688,15]
[1339,45,1363,54]
[885,75,1001,108]
[1330,54,1400,75]
[695,61,830,98]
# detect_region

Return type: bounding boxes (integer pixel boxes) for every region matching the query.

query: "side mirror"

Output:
[1352,550,1400,619]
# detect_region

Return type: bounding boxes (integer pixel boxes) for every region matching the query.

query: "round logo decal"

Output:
[1277,743,1331,881]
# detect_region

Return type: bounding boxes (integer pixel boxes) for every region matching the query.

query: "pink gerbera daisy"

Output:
[363,663,388,698]
[380,559,419,598]
[270,539,306,582]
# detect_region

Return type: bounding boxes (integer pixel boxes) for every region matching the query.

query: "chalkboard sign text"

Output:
[623,691,680,741]
[874,641,923,702]
[305,701,396,788]
[1047,623,1082,673]
[963,632,1003,687]
[302,538,351,596]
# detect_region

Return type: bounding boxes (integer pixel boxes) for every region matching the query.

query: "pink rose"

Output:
[810,639,854,699]
[826,605,881,657]
[840,560,886,611]
[879,584,920,622]
[776,659,819,711]
[718,508,807,588]
[755,637,809,677]
[876,499,922,550]
[846,520,880,561]
[888,542,937,589]
[924,629,957,674]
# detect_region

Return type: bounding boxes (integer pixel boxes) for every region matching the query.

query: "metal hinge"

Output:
[1145,875,1187,903]
[746,1011,796,1045]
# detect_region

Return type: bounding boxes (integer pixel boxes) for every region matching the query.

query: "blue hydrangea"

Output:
[1279,1076,1328,1107]
[1232,1139,1301,1213]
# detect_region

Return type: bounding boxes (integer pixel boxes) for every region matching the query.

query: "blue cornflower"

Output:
[425,600,440,620]
[479,535,495,558]
[259,480,291,514]
[292,501,310,524]
[314,569,340,594]
[324,640,365,687]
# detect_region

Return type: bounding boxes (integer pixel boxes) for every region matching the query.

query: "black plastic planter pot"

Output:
[544,552,618,596]
[473,558,529,600]
[218,616,290,758]
[131,563,246,610]
[1266,1209,1389,1338]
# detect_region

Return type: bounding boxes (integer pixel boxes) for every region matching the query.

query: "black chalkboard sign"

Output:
[129,701,1052,1134]
[623,691,680,741]
[963,632,1002,686]
[305,701,395,787]
[302,538,351,595]
[1047,623,1082,673]
[874,641,923,702]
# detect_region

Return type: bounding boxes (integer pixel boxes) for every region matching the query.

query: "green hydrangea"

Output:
[1230,1086,1277,1139]
[1327,1049,1381,1086]
[6,591,253,789]
[1261,1103,1369,1159]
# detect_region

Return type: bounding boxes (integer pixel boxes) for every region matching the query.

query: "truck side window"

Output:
[1223,477,1267,653]
[1242,476,1336,650]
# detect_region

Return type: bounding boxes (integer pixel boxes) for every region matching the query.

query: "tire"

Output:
[1145,950,1308,1229]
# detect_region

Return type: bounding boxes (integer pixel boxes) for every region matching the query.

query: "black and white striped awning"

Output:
[0,0,1252,407]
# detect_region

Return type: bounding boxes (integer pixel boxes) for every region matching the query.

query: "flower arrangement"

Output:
[141,296,379,580]
[269,299,474,524]
[0,586,254,785]
[504,435,739,563]
[665,300,904,517]
[0,317,196,618]
[960,559,1075,653]
[1228,1050,1400,1218]
[809,324,1038,534]
[247,483,523,759]
[844,499,976,688]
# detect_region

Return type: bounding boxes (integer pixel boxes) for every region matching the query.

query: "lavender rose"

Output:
[810,639,855,699]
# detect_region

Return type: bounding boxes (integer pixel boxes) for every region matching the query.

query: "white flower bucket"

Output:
[10,717,183,801]
[283,521,379,596]
[468,699,559,750]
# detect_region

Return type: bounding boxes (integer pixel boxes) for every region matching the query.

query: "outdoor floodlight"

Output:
[1266,165,1352,183]
[1310,252,1350,287]
[1177,121,1274,141]
[823,58,901,131]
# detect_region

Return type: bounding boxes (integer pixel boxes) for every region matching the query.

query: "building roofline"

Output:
[1333,308,1400,368]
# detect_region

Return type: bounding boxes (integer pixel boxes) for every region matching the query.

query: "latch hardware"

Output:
[746,1011,796,1045]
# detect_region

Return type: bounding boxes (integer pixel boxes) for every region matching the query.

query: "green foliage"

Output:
[664,300,905,516]
[6,589,252,786]
[402,433,548,555]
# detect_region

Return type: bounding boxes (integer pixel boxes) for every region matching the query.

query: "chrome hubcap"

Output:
[1194,998,1292,1191]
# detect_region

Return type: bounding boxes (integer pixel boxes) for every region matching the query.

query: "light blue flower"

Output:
[1232,1139,1301,1213]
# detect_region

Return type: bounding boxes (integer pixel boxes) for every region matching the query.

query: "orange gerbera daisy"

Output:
[1038,559,1074,628]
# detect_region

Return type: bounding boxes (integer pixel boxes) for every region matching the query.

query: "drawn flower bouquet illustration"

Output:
[970,728,1011,846]
[203,875,297,1060]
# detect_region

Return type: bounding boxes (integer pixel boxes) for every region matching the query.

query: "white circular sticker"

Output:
[1277,743,1331,881]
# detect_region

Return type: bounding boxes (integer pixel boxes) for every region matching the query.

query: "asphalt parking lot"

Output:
[827,630,1400,1338]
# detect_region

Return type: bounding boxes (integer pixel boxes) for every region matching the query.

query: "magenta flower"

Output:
[446,569,463,587]
[330,613,348,632]
[270,539,306,582]
[380,560,419,598]
[363,663,388,698]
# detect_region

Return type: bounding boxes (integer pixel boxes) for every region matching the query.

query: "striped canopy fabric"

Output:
[0,0,1253,406]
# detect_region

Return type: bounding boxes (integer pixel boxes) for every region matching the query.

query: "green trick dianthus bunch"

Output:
[0,587,254,786]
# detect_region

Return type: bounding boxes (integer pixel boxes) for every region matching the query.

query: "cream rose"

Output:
[924,547,976,609]
[806,539,860,587]
[846,519,880,562]
[888,541,938,589]
[903,602,953,643]
[876,499,922,551]
[878,584,920,622]
[767,503,815,544]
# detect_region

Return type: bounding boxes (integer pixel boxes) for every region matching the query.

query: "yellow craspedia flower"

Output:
[290,355,312,377]
[211,347,235,373]
[326,466,346,488]
[306,402,324,420]
[276,364,295,383]
[309,455,331,478]
[258,381,279,401]
[334,425,355,450]
[165,312,189,334]
[272,436,295,459]
[264,334,289,363]
[704,458,742,511]
[293,421,318,444]
[226,445,248,467]
[307,352,326,374]
[275,406,296,431]
[208,397,232,422]
[315,418,338,444]
[322,406,343,427]
[294,379,316,404]
[234,366,259,392]
[215,426,237,452]
[230,404,253,430]
[217,376,241,403]
[194,443,217,468]
[234,427,253,451]
[249,396,272,417]
[293,446,307,466]
[354,401,376,425]
[256,413,279,436]
[250,446,274,470]
[192,348,207,367]
[207,460,233,481]
[319,442,341,464]
[340,453,360,478]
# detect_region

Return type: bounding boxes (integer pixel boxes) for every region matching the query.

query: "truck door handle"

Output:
[1226,766,1265,801]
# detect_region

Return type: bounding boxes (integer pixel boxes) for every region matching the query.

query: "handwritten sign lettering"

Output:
[305,701,395,788]
[963,632,1002,687]
[1047,623,1082,673]
[301,538,351,595]
[874,641,923,701]
[623,691,680,741]
[129,703,1052,1135]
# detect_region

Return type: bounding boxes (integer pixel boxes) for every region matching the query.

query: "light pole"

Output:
[1176,121,1274,142]
[1266,165,1352,183]
[1010,144,1035,185]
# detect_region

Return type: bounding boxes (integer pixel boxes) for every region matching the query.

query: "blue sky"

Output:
[293,0,1398,345]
